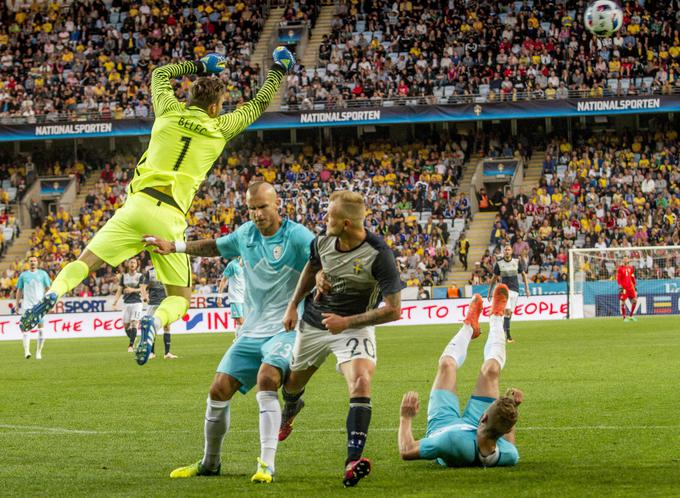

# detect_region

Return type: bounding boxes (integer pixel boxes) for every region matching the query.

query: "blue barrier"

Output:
[472,282,567,296]
[583,279,680,304]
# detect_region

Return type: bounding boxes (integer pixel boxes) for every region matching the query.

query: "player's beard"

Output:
[326,222,342,237]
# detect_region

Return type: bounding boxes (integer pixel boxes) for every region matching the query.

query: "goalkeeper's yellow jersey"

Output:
[128,61,284,213]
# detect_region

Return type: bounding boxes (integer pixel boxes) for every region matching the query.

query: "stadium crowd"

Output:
[471,126,680,285]
[0,0,269,121]
[0,157,28,258]
[0,154,133,298]
[2,135,470,296]
[285,0,680,108]
[2,0,679,118]
[186,136,470,289]
[280,0,320,30]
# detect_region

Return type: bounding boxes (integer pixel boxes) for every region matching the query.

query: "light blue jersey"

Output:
[419,390,519,467]
[222,258,245,304]
[216,219,314,339]
[17,269,51,310]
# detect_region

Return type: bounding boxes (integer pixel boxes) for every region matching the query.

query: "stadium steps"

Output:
[520,149,545,191]
[0,229,36,274]
[439,153,482,290]
[251,6,285,76]
[457,153,481,195]
[442,149,546,291]
[0,171,102,274]
[300,5,336,69]
[270,4,336,110]
[250,6,285,113]
[69,171,102,216]
[443,211,497,289]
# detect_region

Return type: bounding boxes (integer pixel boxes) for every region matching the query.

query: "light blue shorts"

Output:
[230,302,244,319]
[426,389,496,437]
[217,331,296,394]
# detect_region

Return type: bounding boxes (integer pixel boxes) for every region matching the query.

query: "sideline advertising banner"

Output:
[594,293,680,317]
[1,95,678,141]
[0,294,231,315]
[0,295,567,342]
[472,282,568,296]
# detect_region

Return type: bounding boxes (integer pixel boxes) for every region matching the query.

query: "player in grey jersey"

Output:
[280,191,403,487]
[487,245,530,343]
[112,258,144,352]
[143,266,178,359]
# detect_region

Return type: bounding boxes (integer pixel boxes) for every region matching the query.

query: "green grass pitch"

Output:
[1,316,679,497]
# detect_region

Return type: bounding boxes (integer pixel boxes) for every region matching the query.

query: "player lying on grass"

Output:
[617,256,638,322]
[145,182,314,483]
[19,47,295,367]
[279,191,403,487]
[398,286,522,467]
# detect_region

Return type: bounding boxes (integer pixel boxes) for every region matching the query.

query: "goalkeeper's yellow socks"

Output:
[153,295,189,328]
[50,260,90,298]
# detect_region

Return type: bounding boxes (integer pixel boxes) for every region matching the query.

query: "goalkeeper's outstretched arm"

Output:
[216,65,285,142]
[151,61,203,117]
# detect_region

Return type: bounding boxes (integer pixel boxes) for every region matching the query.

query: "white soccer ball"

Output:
[584,0,623,38]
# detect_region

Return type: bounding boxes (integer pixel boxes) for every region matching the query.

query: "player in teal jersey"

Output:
[20,47,296,369]
[218,257,246,337]
[144,182,314,483]
[15,256,51,359]
[398,286,522,468]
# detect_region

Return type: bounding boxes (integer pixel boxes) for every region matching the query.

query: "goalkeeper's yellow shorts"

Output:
[87,191,191,287]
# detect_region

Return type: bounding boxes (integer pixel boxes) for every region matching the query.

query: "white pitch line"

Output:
[0,424,103,434]
[1,424,679,436]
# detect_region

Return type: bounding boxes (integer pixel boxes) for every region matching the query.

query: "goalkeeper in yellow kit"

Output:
[20,47,296,366]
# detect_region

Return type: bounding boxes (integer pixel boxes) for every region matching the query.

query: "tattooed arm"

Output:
[142,236,221,257]
[186,239,220,257]
[322,291,402,334]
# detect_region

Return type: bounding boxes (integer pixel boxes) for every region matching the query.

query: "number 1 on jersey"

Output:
[173,136,192,171]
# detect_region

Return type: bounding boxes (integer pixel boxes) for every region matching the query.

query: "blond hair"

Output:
[330,190,366,224]
[484,390,520,438]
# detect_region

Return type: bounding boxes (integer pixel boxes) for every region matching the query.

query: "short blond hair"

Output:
[330,190,366,223]
[484,392,519,438]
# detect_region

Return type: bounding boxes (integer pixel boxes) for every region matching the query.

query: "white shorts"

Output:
[506,290,519,313]
[146,304,160,316]
[123,303,143,324]
[291,320,377,372]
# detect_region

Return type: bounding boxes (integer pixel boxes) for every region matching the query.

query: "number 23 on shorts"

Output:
[269,341,293,359]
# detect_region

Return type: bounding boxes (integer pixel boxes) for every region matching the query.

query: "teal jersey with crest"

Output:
[216,219,314,338]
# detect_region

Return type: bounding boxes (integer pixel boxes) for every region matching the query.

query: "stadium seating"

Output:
[0,0,268,121]
[6,134,469,295]
[0,161,27,261]
[283,0,680,109]
[3,0,678,117]
[188,136,471,289]
[472,128,680,284]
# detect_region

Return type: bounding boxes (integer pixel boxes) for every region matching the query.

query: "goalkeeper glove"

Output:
[199,53,226,74]
[272,46,296,72]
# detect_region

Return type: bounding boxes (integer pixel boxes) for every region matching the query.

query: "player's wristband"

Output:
[174,241,187,253]
[270,63,286,75]
[193,60,206,75]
